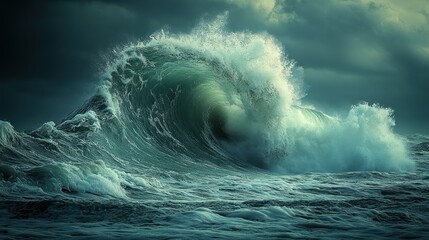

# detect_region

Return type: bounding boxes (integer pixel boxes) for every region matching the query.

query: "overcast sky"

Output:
[1,0,428,134]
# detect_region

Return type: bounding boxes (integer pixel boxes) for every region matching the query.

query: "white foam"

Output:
[277,103,415,173]
[58,110,101,133]
[27,160,127,197]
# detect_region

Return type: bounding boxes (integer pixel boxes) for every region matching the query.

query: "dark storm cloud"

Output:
[0,0,428,133]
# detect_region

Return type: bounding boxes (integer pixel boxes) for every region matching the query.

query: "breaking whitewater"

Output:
[1,16,428,239]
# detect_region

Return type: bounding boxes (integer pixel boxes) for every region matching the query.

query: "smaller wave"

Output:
[0,121,21,146]
[0,159,163,199]
[26,160,127,197]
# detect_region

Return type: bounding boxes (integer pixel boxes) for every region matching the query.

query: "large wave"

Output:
[0,14,414,192]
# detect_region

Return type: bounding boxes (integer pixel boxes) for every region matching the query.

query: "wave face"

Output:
[1,15,426,239]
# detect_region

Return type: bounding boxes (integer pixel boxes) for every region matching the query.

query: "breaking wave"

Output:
[0,15,414,198]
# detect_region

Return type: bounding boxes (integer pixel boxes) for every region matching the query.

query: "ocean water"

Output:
[1,16,428,239]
